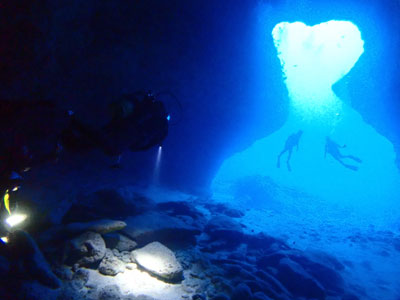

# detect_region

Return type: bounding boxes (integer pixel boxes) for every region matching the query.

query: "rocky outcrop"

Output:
[98,284,122,300]
[276,257,326,299]
[132,241,183,282]
[123,212,201,247]
[98,249,125,276]
[39,219,127,245]
[62,188,153,223]
[115,234,138,252]
[64,231,106,268]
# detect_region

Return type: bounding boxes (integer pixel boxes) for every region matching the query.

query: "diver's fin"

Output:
[344,164,358,171]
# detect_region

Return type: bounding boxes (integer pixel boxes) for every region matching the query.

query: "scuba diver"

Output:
[277,130,303,172]
[62,91,169,167]
[0,99,67,179]
[324,137,362,171]
[0,99,68,234]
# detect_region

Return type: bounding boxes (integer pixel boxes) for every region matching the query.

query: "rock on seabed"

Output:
[131,241,183,282]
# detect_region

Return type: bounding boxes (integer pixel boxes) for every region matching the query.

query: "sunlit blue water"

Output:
[213,20,400,229]
[211,19,400,299]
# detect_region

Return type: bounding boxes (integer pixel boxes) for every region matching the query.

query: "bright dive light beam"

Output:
[153,146,163,185]
[272,21,364,119]
[5,213,27,227]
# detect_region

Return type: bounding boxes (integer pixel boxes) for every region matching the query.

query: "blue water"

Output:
[2,1,400,299]
[210,17,400,300]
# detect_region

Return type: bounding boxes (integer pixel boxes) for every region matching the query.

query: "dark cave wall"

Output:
[0,0,399,193]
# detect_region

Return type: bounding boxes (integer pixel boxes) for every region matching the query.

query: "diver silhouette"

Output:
[277,130,303,172]
[324,137,362,171]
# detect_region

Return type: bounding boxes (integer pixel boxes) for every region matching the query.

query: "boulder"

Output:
[71,268,90,290]
[98,284,122,300]
[156,201,205,221]
[132,241,183,282]
[115,234,138,252]
[288,252,344,294]
[253,269,291,297]
[39,219,126,245]
[205,215,243,241]
[123,212,201,247]
[276,257,326,300]
[62,188,152,223]
[98,249,125,276]
[64,231,106,268]
[102,233,137,252]
[231,283,252,300]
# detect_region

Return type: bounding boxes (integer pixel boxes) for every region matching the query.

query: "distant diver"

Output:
[277,130,303,172]
[324,137,362,171]
[62,91,169,167]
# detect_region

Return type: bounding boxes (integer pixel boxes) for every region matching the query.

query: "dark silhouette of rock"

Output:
[99,284,122,300]
[9,230,61,289]
[231,283,252,300]
[123,212,200,247]
[202,215,244,252]
[276,257,326,299]
[39,219,126,245]
[98,249,125,276]
[64,231,106,268]
[115,234,138,252]
[211,294,230,300]
[288,252,344,294]
[62,188,152,223]
[157,201,205,220]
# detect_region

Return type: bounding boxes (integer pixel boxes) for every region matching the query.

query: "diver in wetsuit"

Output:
[324,137,362,171]
[0,99,68,226]
[277,130,303,172]
[62,92,169,167]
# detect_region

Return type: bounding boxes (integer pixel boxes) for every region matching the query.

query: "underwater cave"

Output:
[0,0,399,299]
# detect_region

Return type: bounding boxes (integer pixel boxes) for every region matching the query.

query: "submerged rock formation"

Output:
[132,241,183,282]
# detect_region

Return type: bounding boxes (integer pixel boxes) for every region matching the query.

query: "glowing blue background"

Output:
[212,19,400,228]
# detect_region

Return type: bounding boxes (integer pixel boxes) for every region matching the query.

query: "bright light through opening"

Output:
[5,213,27,227]
[272,21,364,119]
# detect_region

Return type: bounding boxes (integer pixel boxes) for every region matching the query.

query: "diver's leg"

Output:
[334,156,358,171]
[343,155,362,163]
[286,148,292,172]
[277,149,286,168]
